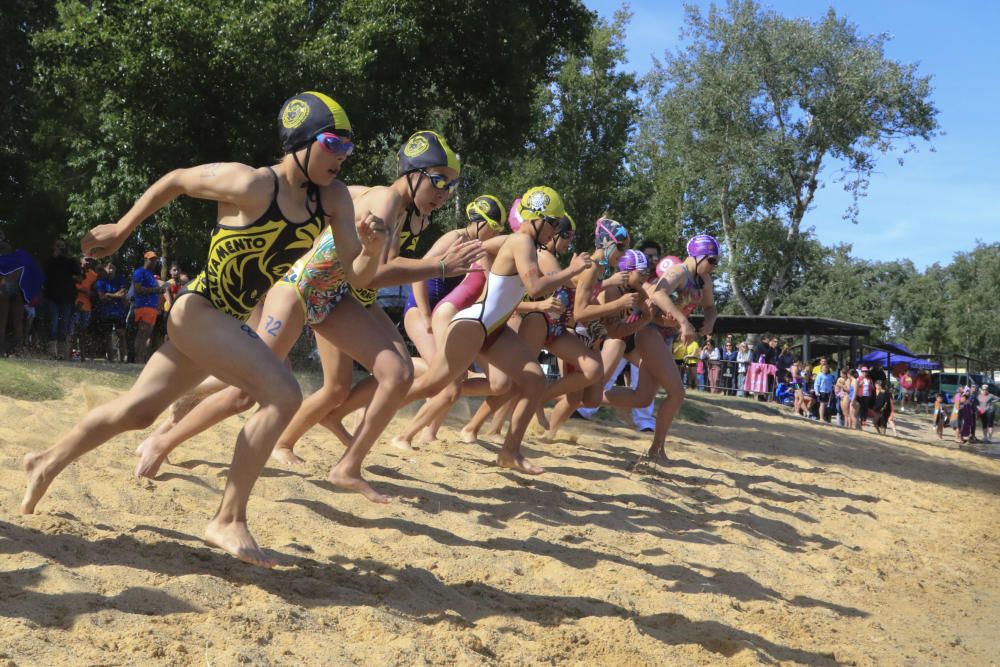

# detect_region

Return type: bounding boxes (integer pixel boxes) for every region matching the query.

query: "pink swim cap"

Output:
[508,198,524,232]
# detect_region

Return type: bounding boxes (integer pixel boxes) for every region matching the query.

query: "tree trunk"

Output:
[718,179,755,316]
[159,226,169,281]
[757,155,824,316]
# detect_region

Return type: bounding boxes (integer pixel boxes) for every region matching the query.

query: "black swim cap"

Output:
[278,91,352,153]
[396,131,461,176]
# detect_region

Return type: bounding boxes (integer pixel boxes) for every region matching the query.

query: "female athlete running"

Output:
[22,92,364,567]
[603,234,720,462]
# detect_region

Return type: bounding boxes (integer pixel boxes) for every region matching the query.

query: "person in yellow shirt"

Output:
[684,338,700,389]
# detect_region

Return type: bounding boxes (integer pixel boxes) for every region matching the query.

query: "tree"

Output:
[775,243,916,338]
[637,0,939,315]
[457,9,641,245]
[0,1,59,251]
[28,0,593,267]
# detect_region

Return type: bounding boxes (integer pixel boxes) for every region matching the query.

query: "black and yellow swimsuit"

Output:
[182,168,325,321]
[350,207,428,307]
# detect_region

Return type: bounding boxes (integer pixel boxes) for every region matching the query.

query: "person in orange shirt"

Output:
[73,256,99,360]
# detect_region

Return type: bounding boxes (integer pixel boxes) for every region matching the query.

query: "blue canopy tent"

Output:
[861,348,942,370]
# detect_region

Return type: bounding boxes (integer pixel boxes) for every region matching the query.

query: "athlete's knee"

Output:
[518,365,546,398]
[489,374,512,395]
[258,375,303,415]
[580,387,602,409]
[442,381,461,403]
[374,356,412,396]
[580,357,603,383]
[229,390,256,414]
[114,399,163,431]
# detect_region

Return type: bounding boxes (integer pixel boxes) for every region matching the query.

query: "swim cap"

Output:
[594,217,630,249]
[686,234,721,258]
[397,131,461,176]
[655,255,683,278]
[552,212,576,237]
[517,186,565,221]
[466,195,506,232]
[508,198,524,232]
[278,92,352,153]
[617,249,649,273]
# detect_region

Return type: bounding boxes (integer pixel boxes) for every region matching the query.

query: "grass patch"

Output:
[676,399,711,424]
[0,357,142,401]
[0,358,65,401]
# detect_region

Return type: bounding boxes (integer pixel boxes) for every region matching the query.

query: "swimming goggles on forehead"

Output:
[419,169,460,193]
[316,132,354,156]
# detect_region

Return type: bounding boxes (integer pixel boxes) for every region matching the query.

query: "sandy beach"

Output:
[1,360,999,666]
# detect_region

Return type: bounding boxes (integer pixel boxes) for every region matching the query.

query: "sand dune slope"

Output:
[2,375,999,666]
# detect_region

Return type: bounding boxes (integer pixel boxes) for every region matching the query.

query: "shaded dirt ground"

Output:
[1,365,998,665]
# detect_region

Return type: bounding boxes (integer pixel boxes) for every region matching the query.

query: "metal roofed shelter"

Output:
[686,315,875,365]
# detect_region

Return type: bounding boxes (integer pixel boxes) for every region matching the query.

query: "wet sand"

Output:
[2,368,999,665]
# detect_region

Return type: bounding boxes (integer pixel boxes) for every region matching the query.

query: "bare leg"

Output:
[134,305,265,453]
[462,390,509,442]
[392,379,461,451]
[136,289,305,477]
[314,298,412,503]
[480,329,548,475]
[604,328,684,460]
[542,333,603,402]
[22,341,209,515]
[545,339,621,439]
[166,299,305,568]
[26,276,297,571]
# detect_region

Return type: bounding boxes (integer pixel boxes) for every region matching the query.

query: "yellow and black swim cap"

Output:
[465,195,506,232]
[278,91,352,153]
[397,131,461,176]
[517,186,565,221]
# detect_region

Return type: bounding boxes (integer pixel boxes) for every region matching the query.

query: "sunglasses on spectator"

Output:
[557,229,575,240]
[419,169,460,193]
[315,132,354,156]
[706,256,720,265]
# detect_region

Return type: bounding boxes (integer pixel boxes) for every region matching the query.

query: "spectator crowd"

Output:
[0,231,189,364]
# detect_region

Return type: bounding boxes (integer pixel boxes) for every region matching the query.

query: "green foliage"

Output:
[636,0,938,315]
[504,9,641,244]
[26,0,594,265]
[0,0,60,250]
[776,242,1000,366]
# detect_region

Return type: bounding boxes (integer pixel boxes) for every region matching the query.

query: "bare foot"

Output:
[460,426,478,444]
[646,445,669,464]
[328,467,391,504]
[390,435,418,453]
[204,517,277,568]
[414,427,437,446]
[270,446,305,466]
[319,415,353,448]
[540,430,556,443]
[134,436,170,479]
[21,452,52,514]
[497,451,544,475]
[534,405,550,430]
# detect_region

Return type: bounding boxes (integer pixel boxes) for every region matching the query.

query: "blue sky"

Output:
[583,0,1000,269]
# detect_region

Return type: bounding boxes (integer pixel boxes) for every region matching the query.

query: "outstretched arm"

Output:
[82,163,270,258]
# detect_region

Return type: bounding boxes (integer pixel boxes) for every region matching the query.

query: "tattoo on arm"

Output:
[200,163,222,179]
